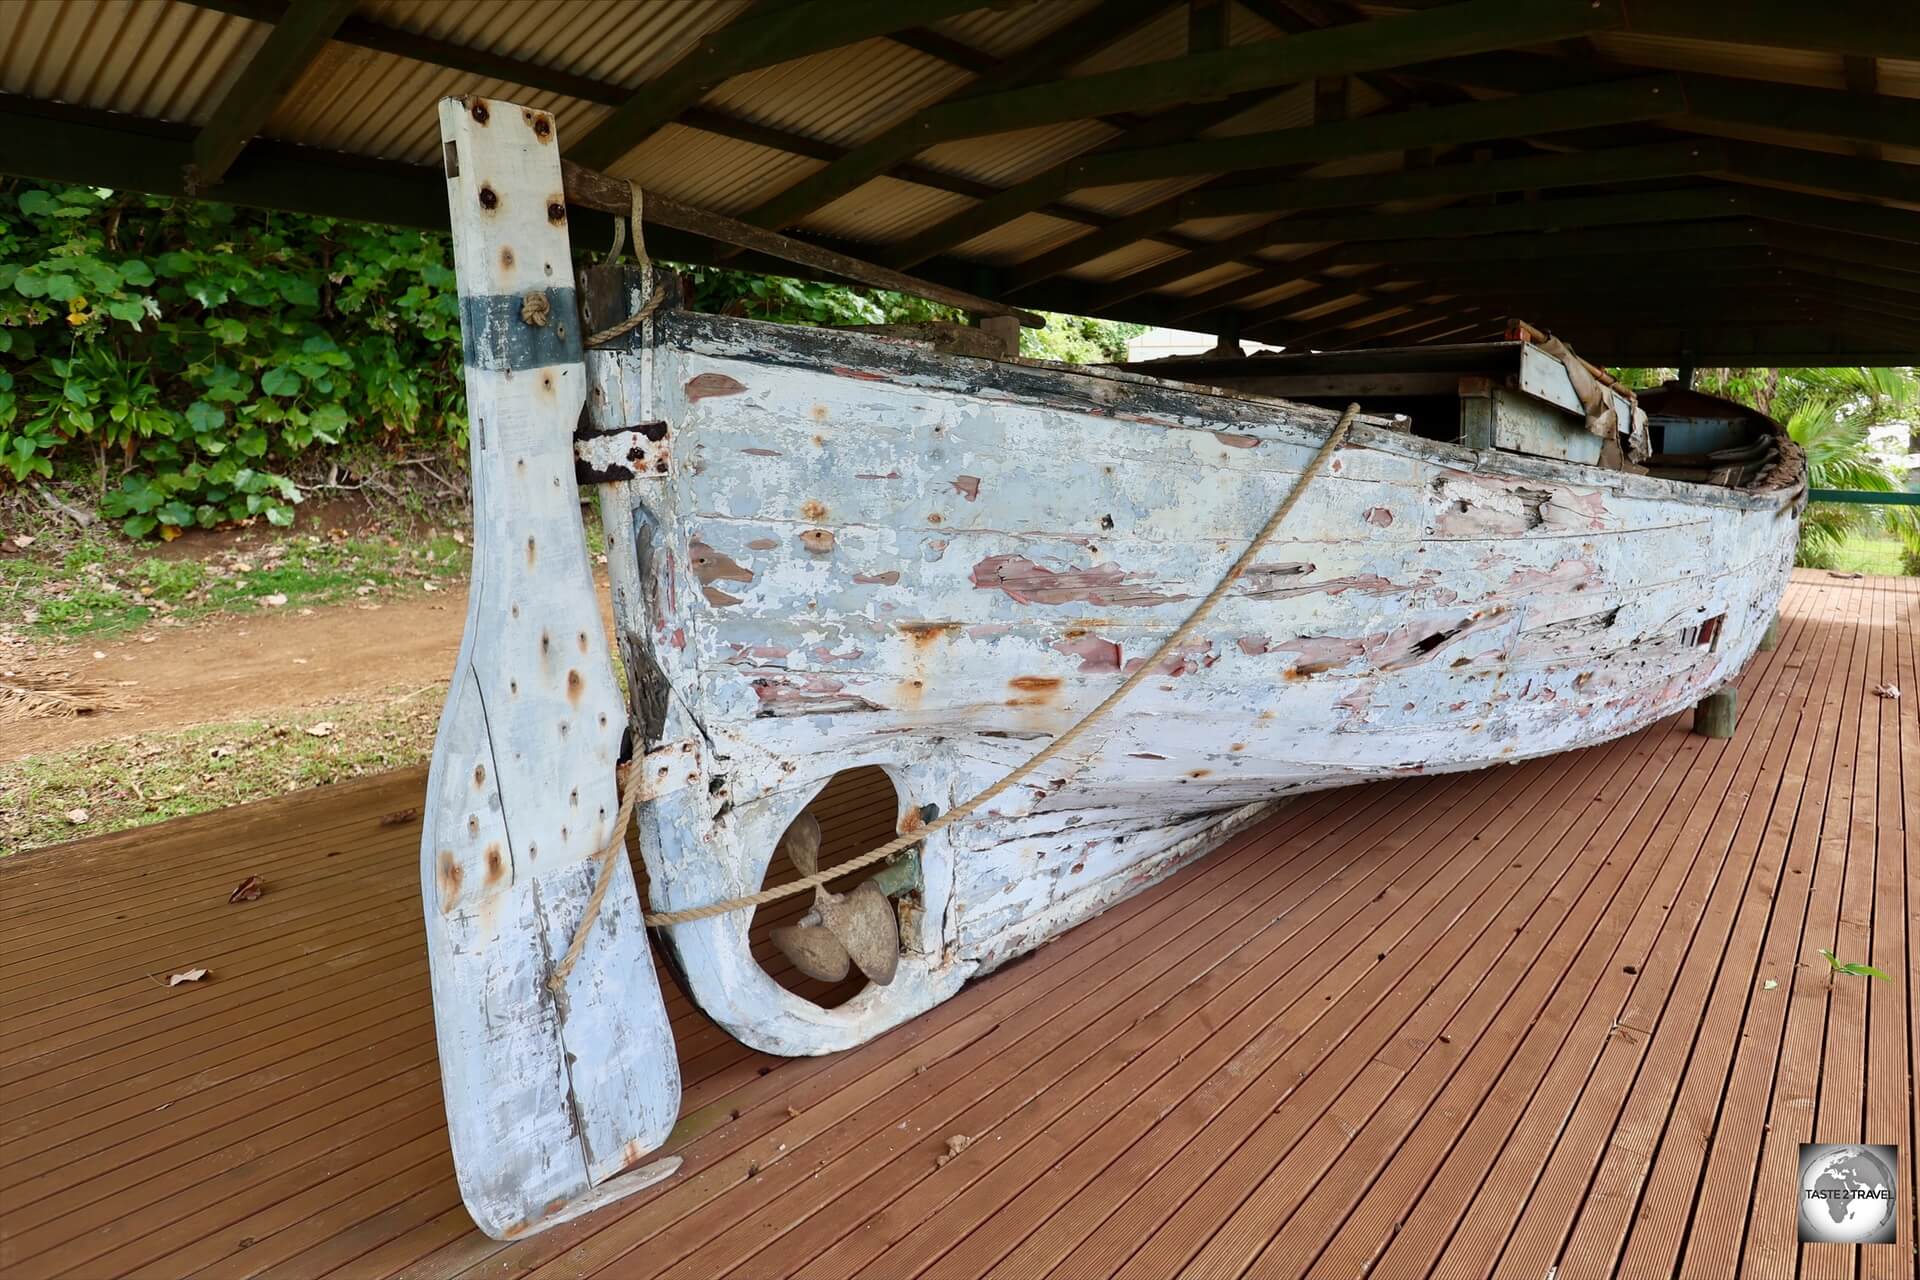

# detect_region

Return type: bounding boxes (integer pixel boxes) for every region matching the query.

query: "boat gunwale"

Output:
[655,309,1803,519]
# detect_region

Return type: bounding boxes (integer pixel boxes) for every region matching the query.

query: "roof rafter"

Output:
[978,74,1682,296]
[741,0,1173,234]
[1619,0,1920,60]
[898,0,1622,147]
[887,0,1629,271]
[188,0,357,189]
[565,0,988,170]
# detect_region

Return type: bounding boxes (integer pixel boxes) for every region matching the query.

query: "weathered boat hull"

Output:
[421,96,1801,1240]
[607,307,1799,1055]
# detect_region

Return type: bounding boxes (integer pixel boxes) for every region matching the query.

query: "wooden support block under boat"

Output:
[1694,687,1739,737]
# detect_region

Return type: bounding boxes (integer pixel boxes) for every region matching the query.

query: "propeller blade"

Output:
[770,922,851,983]
[818,881,899,986]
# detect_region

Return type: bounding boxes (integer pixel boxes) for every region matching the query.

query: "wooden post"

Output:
[972,313,1023,359]
[1758,613,1782,651]
[1695,687,1739,737]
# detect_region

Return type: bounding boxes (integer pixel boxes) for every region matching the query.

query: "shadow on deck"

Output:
[2,570,1913,1279]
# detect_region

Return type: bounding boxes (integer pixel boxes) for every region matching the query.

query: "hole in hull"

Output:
[747,766,903,1010]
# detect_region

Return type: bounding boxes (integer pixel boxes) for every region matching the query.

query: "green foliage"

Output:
[1616,365,1917,574]
[1020,310,1147,364]
[678,263,965,328]
[4,181,1161,541]
[1819,948,1890,982]
[1,181,464,535]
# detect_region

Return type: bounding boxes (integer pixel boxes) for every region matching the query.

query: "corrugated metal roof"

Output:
[1,1,259,124]
[951,210,1096,265]
[703,38,967,148]
[612,123,822,213]
[920,120,1120,189]
[0,0,1913,362]
[274,42,604,164]
[930,0,1103,58]
[360,0,744,92]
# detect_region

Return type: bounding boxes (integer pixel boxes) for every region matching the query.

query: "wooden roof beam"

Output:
[903,0,1619,146]
[741,0,1173,234]
[1065,74,1680,189]
[887,0,1625,270]
[187,0,357,190]
[1178,135,1717,221]
[1620,0,1920,61]
[565,0,988,170]
[1404,52,1920,152]
[980,74,1680,293]
[1103,136,1720,308]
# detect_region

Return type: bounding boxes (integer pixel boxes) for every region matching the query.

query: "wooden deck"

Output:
[2,568,1913,1279]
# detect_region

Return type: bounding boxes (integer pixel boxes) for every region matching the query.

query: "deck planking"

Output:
[0,569,1911,1279]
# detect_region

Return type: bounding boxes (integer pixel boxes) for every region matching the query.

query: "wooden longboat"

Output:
[421,99,1804,1238]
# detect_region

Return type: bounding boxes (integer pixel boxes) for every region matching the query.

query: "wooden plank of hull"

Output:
[604,309,1797,1063]
[424,98,679,1240]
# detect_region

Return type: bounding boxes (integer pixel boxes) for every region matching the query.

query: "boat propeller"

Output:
[768,812,900,987]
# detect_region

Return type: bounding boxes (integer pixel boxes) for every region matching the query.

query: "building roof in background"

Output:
[2,0,1918,365]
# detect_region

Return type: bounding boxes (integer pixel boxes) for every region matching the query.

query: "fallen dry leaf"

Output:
[936,1134,973,1168]
[228,875,264,903]
[167,968,209,986]
[260,593,288,607]
[1763,979,1779,990]
[1873,683,1901,700]
[11,533,34,548]
[304,721,335,737]
[1827,570,1865,580]
[378,807,419,827]
[65,807,89,824]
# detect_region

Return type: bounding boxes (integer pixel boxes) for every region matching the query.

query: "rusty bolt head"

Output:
[547,201,567,224]
[532,115,552,140]
[479,185,499,210]
[470,101,490,124]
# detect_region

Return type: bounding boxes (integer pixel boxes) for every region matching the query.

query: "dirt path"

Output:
[8,591,469,761]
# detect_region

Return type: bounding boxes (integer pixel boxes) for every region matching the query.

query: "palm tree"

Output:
[1620,366,1919,573]
[1783,396,1917,568]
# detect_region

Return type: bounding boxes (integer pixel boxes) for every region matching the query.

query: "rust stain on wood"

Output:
[685,372,747,402]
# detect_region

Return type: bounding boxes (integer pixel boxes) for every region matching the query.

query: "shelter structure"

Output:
[2,0,1919,366]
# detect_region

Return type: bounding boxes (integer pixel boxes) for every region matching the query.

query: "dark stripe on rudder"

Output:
[460,288,582,371]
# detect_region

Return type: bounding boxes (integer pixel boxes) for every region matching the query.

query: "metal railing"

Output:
[1807,489,1920,506]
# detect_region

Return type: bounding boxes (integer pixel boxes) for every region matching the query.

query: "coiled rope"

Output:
[547,394,1361,992]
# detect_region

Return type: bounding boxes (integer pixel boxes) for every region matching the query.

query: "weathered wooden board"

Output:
[422,97,678,1241]
[596,306,1796,1062]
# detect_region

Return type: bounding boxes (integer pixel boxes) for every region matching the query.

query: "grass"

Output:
[0,684,446,851]
[1818,530,1911,577]
[1,527,469,640]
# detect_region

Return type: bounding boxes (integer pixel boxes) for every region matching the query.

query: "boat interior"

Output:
[1113,332,1792,492]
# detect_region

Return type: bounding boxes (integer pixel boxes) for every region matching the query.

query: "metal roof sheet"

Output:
[0,0,1913,363]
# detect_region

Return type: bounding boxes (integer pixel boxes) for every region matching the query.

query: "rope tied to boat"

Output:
[584,180,670,350]
[547,403,1361,992]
